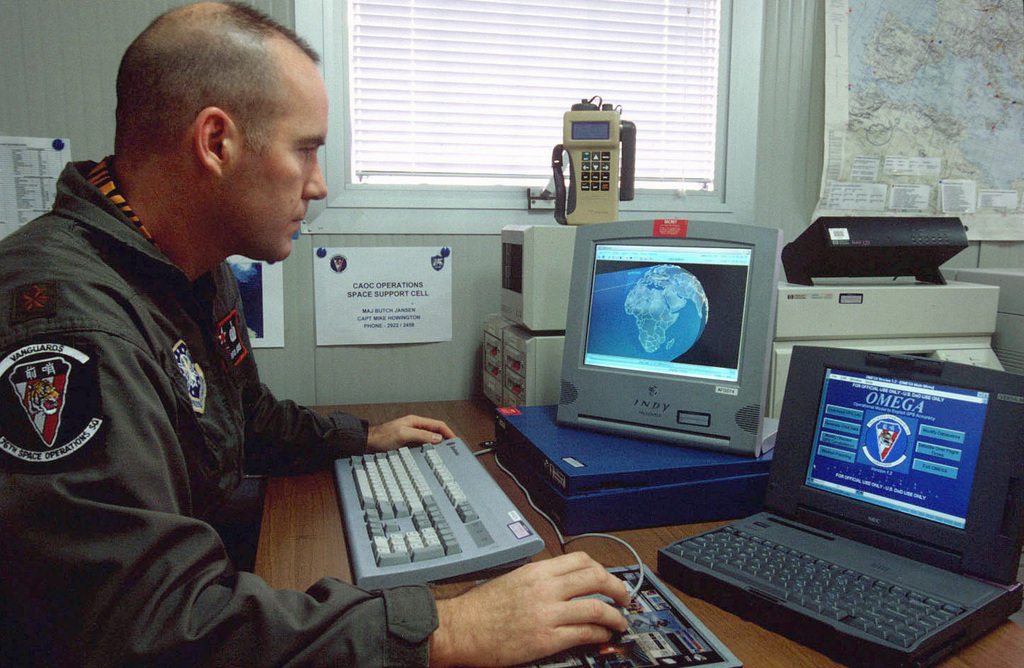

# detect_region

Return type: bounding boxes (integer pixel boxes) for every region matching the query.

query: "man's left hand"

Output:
[366,415,457,452]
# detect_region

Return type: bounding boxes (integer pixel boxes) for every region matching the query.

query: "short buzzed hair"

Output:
[114,1,320,157]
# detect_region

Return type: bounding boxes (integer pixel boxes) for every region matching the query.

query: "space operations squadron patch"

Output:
[0,343,104,463]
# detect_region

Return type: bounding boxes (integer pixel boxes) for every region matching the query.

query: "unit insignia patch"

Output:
[216,310,249,367]
[0,343,104,463]
[172,340,206,414]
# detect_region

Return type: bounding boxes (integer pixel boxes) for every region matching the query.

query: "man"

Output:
[0,3,629,667]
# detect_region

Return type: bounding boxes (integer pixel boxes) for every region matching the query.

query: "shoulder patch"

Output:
[172,340,206,414]
[0,343,104,463]
[10,282,60,324]
[217,310,249,367]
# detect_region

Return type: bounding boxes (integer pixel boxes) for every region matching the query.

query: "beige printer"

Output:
[947,268,1024,375]
[769,279,1002,417]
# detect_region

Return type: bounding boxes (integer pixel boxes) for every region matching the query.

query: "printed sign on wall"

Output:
[313,246,452,345]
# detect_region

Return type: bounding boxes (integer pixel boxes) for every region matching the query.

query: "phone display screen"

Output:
[572,121,610,141]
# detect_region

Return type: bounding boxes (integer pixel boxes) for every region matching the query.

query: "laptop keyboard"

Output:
[665,526,966,648]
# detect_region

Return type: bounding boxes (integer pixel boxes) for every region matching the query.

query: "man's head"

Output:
[112,2,328,276]
[115,1,318,158]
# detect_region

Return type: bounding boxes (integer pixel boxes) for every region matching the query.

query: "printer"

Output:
[769,279,1002,417]
[946,268,1024,375]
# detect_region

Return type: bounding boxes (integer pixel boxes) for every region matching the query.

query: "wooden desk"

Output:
[255,399,1024,668]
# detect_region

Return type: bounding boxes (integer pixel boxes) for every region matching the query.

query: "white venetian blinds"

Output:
[347,0,721,189]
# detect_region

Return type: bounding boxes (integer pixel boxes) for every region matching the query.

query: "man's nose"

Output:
[306,161,328,201]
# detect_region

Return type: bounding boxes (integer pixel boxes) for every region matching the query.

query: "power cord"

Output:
[475,442,645,600]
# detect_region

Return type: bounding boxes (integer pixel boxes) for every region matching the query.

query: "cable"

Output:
[475,442,645,600]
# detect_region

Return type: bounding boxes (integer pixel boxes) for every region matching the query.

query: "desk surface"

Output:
[254,398,1024,668]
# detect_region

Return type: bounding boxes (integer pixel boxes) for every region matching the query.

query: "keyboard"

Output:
[659,526,966,650]
[334,437,545,589]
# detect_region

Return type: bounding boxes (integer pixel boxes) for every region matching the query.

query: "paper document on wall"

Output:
[1,136,71,241]
[313,246,453,345]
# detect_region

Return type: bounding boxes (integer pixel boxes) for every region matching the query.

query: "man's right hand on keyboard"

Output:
[427,551,630,668]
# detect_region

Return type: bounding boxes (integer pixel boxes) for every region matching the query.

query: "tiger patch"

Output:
[18,374,65,445]
[0,343,104,463]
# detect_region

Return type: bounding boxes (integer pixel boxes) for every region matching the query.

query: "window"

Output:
[296,0,763,233]
[348,0,720,190]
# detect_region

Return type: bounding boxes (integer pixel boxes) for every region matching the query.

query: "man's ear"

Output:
[194,106,241,177]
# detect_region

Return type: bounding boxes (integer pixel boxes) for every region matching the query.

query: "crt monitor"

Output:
[556,219,783,456]
[500,224,576,332]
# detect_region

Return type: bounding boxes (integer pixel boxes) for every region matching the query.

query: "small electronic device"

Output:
[552,98,636,225]
[500,324,563,407]
[500,224,576,331]
[659,346,1024,667]
[782,216,968,285]
[557,218,783,456]
[334,438,544,589]
[481,313,510,405]
[533,565,740,668]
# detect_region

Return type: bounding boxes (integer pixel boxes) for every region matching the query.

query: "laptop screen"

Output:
[805,368,990,530]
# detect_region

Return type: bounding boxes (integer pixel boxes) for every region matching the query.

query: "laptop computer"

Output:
[658,346,1024,667]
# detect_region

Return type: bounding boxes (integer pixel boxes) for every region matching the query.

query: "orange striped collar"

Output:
[87,157,159,249]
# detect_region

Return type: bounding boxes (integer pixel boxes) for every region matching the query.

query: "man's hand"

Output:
[365,415,456,452]
[429,552,630,667]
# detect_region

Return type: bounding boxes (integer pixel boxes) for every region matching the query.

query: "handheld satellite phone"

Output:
[552,98,636,225]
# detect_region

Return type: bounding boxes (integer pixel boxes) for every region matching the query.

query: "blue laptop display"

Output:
[806,368,989,530]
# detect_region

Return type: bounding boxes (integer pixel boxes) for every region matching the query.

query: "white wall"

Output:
[2,0,1019,407]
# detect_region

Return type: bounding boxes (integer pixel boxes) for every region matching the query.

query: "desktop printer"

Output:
[947,268,1024,375]
[769,279,1002,417]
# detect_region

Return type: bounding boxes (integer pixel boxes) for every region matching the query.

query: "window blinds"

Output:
[348,0,721,188]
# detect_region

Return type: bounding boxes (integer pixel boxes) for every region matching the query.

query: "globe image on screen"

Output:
[623,265,709,355]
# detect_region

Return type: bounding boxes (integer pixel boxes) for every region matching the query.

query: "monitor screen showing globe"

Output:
[557,219,783,456]
[583,244,750,383]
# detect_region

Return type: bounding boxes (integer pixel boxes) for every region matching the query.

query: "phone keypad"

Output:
[579,151,612,192]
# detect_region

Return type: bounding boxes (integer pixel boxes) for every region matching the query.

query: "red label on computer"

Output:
[496,407,522,416]
[653,219,688,237]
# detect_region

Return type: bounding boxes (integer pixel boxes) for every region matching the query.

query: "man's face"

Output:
[227,40,328,263]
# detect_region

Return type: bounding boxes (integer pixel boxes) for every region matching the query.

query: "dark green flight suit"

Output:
[0,161,436,667]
